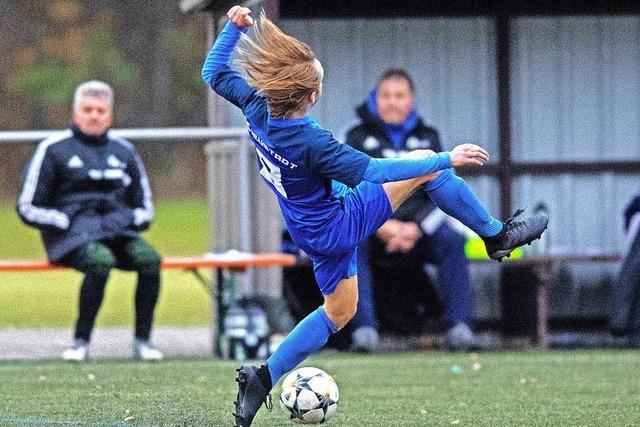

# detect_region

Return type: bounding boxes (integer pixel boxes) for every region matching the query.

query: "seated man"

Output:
[17,81,163,362]
[610,194,640,348]
[344,68,479,351]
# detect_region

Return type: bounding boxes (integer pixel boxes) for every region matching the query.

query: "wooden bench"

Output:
[472,253,622,349]
[0,253,296,358]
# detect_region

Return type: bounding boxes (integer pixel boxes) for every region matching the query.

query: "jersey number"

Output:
[256,149,288,198]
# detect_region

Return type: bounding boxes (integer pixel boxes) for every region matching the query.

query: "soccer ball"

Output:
[279,367,339,424]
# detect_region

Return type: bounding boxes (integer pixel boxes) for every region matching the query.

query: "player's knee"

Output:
[423,170,441,182]
[324,298,358,329]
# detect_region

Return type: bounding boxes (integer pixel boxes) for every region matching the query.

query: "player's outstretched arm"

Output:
[363,144,489,184]
[308,127,490,187]
[201,6,255,109]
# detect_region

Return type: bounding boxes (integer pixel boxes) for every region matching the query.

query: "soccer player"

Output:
[201,7,548,426]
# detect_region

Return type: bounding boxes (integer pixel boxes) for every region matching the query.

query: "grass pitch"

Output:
[1,350,639,426]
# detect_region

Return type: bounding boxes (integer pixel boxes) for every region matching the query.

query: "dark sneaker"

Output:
[483,208,549,261]
[233,364,272,427]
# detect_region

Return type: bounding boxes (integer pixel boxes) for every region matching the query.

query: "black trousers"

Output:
[61,237,161,341]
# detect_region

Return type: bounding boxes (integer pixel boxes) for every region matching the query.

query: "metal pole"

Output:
[496,13,513,221]
[215,267,225,357]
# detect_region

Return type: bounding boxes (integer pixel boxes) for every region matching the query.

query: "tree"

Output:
[6,1,137,128]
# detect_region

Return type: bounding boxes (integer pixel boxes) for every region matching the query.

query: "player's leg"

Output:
[266,278,351,384]
[322,275,359,328]
[382,149,548,260]
[381,173,435,211]
[422,167,547,260]
[234,260,355,427]
[60,241,117,361]
[381,149,503,235]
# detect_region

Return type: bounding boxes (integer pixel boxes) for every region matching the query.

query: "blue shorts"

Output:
[309,181,392,295]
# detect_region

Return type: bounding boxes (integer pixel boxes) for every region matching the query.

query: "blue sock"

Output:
[266,306,338,386]
[424,169,503,237]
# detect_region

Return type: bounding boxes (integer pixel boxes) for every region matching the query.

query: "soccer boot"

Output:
[233,364,272,427]
[482,208,549,261]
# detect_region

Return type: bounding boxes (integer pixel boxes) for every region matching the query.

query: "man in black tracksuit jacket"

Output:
[344,69,477,351]
[17,81,163,361]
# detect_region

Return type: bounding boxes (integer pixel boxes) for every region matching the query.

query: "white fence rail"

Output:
[0,127,246,143]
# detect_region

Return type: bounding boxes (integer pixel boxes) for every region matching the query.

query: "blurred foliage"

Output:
[169,22,206,115]
[3,1,206,125]
[84,28,138,87]
[7,25,137,109]
[6,62,74,107]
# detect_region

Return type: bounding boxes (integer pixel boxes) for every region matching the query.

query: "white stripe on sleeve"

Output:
[17,131,71,229]
[112,136,154,225]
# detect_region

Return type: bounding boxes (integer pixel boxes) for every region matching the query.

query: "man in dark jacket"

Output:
[345,69,478,351]
[17,81,163,361]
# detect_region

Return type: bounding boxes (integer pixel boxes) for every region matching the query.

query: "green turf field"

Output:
[0,200,212,328]
[0,351,638,426]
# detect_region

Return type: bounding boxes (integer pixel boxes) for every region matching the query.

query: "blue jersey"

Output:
[248,116,370,237]
[202,22,452,256]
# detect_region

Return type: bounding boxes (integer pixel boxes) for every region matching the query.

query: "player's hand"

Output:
[449,143,489,167]
[227,5,254,28]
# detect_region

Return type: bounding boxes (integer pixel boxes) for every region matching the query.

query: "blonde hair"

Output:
[236,12,321,119]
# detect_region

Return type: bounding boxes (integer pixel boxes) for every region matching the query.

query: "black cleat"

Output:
[233,364,272,427]
[483,208,549,261]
